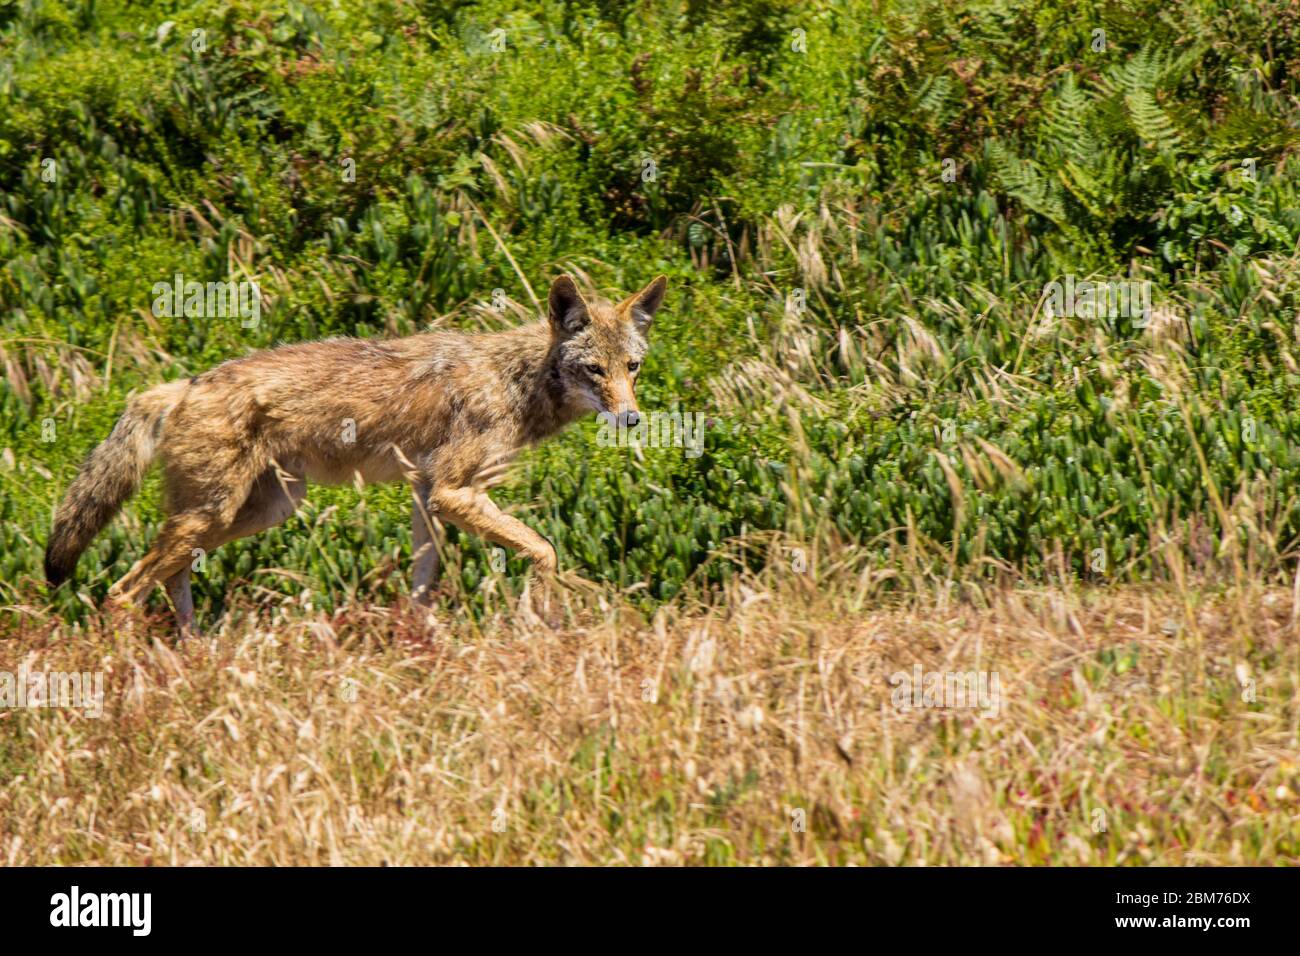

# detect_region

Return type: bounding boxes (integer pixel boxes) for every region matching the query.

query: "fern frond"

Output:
[1096,43,1199,99]
[1042,74,1097,167]
[915,73,956,122]
[1125,90,1183,153]
[1057,160,1110,219]
[987,140,1068,226]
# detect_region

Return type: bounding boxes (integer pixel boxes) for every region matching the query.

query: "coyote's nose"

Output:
[621,410,640,428]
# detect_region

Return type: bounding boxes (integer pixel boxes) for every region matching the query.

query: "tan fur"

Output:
[45,275,667,634]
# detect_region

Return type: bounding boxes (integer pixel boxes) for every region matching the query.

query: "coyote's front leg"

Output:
[410,480,441,607]
[428,485,560,624]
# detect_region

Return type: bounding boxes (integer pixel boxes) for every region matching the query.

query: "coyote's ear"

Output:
[548,275,590,337]
[622,275,667,335]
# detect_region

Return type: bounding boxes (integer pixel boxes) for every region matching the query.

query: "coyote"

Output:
[45,274,667,634]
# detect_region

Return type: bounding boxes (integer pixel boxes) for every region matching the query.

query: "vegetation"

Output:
[3,577,1298,864]
[2,0,1299,864]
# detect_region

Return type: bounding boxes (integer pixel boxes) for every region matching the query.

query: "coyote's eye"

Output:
[585,363,605,377]
[627,361,640,373]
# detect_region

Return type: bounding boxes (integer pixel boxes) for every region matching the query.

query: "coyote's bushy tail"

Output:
[44,381,188,588]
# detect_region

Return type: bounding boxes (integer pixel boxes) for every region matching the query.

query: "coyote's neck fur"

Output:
[460,322,587,448]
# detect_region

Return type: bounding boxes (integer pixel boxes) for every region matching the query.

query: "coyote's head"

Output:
[547,274,667,426]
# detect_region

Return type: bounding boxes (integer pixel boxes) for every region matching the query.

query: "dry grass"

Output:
[2,573,1298,866]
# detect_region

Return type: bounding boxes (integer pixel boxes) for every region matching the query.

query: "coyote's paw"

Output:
[554,569,601,595]
[103,594,146,635]
[519,575,564,631]
[403,599,442,637]
[409,577,445,610]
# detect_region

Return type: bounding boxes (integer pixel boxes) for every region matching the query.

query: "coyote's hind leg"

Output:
[154,467,306,637]
[109,508,227,610]
[109,463,303,622]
